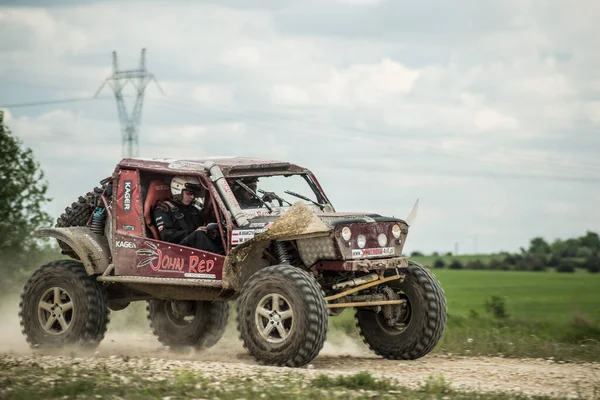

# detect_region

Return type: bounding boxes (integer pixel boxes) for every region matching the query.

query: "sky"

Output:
[1,0,599,255]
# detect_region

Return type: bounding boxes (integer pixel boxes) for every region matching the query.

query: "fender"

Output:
[34,227,112,275]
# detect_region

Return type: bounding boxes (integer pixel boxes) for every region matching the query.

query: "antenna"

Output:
[95,48,163,158]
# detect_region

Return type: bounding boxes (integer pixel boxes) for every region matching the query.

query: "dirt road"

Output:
[2,300,598,399]
[2,330,599,399]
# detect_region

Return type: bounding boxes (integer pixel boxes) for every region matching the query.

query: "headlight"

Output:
[341,227,352,241]
[357,234,366,249]
[378,233,388,247]
[392,224,401,239]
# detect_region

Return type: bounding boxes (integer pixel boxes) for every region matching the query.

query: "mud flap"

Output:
[34,227,111,275]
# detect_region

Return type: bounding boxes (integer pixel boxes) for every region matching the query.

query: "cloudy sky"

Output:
[1,0,599,255]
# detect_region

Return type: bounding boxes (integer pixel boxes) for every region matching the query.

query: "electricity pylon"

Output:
[95,48,162,158]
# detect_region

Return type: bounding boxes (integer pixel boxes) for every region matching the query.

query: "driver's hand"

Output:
[206,223,219,240]
[261,191,277,202]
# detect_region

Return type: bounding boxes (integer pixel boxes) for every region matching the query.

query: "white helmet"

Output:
[171,176,202,198]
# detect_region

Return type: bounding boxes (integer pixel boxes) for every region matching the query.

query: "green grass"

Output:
[0,359,568,400]
[433,269,600,323]
[330,269,600,362]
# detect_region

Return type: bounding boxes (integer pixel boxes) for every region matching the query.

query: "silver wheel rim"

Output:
[254,293,294,344]
[165,301,196,326]
[37,287,74,335]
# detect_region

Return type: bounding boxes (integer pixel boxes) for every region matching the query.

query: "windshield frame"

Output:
[223,171,335,212]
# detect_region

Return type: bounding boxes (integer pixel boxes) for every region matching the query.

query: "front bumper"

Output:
[313,256,409,272]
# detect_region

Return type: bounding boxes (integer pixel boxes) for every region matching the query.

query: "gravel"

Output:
[1,331,599,399]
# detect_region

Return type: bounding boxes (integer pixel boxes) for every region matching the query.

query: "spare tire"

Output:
[55,187,103,258]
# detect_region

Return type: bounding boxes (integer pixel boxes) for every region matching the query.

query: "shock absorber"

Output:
[274,241,290,265]
[90,207,106,235]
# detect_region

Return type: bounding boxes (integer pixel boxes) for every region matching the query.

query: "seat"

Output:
[144,179,172,240]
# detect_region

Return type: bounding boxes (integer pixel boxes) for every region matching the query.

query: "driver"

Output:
[153,176,222,254]
[231,177,276,209]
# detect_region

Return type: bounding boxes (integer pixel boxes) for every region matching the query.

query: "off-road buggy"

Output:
[19,157,447,367]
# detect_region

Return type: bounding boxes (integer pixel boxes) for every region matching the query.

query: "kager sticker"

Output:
[116,240,136,249]
[123,180,132,212]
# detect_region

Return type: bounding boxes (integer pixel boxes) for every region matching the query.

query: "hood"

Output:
[242,210,406,230]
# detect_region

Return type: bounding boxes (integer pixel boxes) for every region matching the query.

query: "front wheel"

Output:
[19,260,110,349]
[236,264,328,367]
[356,261,447,359]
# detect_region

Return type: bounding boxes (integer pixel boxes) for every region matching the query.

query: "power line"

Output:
[151,98,600,179]
[2,82,598,179]
[0,96,107,109]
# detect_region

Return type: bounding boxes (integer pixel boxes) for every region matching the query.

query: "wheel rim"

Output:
[165,301,197,327]
[37,287,74,335]
[254,293,294,344]
[375,293,412,334]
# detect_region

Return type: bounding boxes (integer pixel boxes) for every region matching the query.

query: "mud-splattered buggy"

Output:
[19,157,447,367]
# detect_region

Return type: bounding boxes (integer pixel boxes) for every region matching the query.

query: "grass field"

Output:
[330,269,600,362]
[431,269,600,323]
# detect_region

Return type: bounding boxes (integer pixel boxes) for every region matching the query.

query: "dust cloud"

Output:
[0,292,31,354]
[2,294,374,362]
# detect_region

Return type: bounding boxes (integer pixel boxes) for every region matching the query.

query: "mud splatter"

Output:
[222,201,331,290]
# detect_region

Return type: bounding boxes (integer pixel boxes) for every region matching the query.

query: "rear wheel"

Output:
[55,187,103,258]
[19,260,110,349]
[236,264,328,367]
[147,300,230,350]
[355,261,447,359]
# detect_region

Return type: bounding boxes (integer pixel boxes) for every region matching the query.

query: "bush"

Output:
[526,254,547,272]
[465,260,485,270]
[433,258,445,269]
[584,253,600,273]
[576,247,594,258]
[513,259,529,271]
[410,251,424,257]
[448,260,464,270]
[484,296,509,319]
[588,264,600,274]
[556,260,575,273]
[487,259,508,271]
[548,254,561,267]
[503,254,519,266]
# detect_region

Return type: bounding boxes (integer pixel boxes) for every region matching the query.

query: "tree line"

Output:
[413,232,600,273]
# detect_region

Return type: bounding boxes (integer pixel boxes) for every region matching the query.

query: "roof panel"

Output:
[117,156,307,175]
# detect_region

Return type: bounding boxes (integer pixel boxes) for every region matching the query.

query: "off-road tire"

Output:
[355,261,446,359]
[55,187,103,258]
[147,300,230,350]
[236,264,328,367]
[19,260,110,349]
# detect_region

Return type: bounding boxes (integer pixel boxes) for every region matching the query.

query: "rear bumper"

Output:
[314,257,408,272]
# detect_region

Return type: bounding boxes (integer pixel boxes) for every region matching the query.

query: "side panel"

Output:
[113,233,224,281]
[115,169,144,236]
